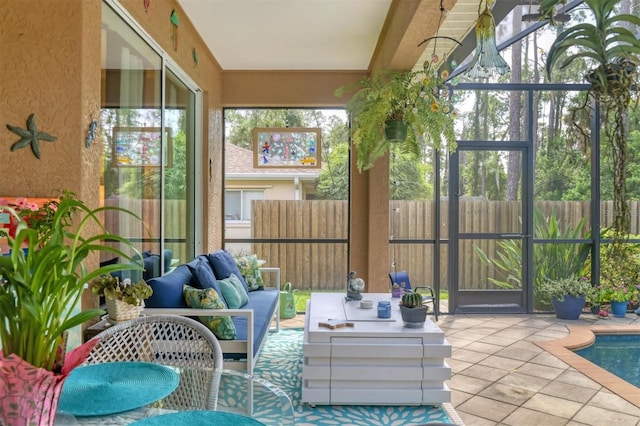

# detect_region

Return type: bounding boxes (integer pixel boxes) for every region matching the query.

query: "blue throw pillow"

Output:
[145,264,192,308]
[163,249,173,272]
[206,250,250,293]
[188,256,226,306]
[142,254,161,280]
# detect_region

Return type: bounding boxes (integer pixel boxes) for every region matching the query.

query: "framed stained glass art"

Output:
[253,127,321,169]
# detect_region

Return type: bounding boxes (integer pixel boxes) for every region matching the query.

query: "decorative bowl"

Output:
[360,300,374,309]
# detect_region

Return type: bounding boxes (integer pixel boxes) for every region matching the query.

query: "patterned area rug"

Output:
[226,328,461,425]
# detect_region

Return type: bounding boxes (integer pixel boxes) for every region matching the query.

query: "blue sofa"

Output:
[141,250,280,375]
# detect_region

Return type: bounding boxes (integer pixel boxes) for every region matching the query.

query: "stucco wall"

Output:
[0,0,394,293]
[0,0,101,200]
[0,0,224,247]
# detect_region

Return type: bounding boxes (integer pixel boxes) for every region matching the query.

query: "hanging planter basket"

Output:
[384,120,408,142]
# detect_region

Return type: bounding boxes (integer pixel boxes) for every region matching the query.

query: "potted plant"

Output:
[90,274,152,322]
[0,191,144,425]
[585,231,640,317]
[399,291,428,327]
[538,276,591,319]
[594,282,640,317]
[335,68,457,171]
[543,0,640,237]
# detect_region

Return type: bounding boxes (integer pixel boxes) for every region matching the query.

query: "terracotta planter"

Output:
[0,339,99,426]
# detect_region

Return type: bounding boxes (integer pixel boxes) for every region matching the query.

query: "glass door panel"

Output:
[164,69,196,267]
[451,148,527,313]
[101,2,162,282]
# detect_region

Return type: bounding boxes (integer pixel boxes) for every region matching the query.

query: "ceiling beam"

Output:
[370,0,458,72]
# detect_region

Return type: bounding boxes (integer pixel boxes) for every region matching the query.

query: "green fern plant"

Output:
[335,69,456,171]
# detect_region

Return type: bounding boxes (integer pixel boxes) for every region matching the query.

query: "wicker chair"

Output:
[85,315,223,410]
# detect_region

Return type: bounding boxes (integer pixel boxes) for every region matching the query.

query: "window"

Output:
[225,190,264,221]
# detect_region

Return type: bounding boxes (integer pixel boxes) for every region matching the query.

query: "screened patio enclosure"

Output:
[223,1,640,315]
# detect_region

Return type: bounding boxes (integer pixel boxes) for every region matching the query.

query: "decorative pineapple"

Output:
[401,292,423,308]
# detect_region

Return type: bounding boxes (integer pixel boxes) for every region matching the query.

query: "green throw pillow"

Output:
[233,254,265,291]
[217,273,249,308]
[183,285,237,340]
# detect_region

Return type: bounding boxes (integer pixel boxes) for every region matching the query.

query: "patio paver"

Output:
[279,308,640,426]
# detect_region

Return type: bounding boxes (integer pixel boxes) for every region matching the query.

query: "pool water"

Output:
[574,334,640,387]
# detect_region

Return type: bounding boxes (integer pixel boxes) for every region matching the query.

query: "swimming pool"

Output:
[574,334,640,388]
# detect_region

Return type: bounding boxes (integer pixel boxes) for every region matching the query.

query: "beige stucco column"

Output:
[350,152,390,292]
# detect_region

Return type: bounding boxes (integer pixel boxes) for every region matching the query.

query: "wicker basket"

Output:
[106,298,143,322]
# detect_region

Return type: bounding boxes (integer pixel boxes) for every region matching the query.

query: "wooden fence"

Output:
[251,199,640,291]
[251,200,349,290]
[104,198,640,291]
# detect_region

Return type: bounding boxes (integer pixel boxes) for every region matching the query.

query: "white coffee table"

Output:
[301,292,451,406]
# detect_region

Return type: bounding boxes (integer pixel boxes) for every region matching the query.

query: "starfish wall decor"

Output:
[6,113,57,159]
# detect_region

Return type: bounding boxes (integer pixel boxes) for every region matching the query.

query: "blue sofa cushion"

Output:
[162,249,172,273]
[227,289,279,358]
[207,250,250,293]
[145,264,191,308]
[142,255,161,281]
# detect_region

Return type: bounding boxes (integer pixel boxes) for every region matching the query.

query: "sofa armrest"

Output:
[259,267,280,292]
[259,267,280,331]
[143,307,255,370]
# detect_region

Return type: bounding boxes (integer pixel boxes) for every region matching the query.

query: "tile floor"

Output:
[280,309,640,426]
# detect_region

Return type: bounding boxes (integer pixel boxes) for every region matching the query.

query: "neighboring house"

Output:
[224,143,321,251]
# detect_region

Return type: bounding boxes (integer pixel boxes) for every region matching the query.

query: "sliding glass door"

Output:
[100,1,199,279]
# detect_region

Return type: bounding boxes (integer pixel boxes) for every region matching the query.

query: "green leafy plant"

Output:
[0,191,144,371]
[335,69,456,171]
[0,193,75,243]
[473,207,590,309]
[90,274,152,306]
[538,276,591,303]
[586,232,640,304]
[544,0,640,236]
[594,282,640,303]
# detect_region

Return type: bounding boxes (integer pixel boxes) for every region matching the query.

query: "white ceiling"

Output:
[178,0,394,71]
[177,0,527,74]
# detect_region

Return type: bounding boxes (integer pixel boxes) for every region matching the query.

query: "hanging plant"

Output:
[335,64,457,171]
[544,0,640,237]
